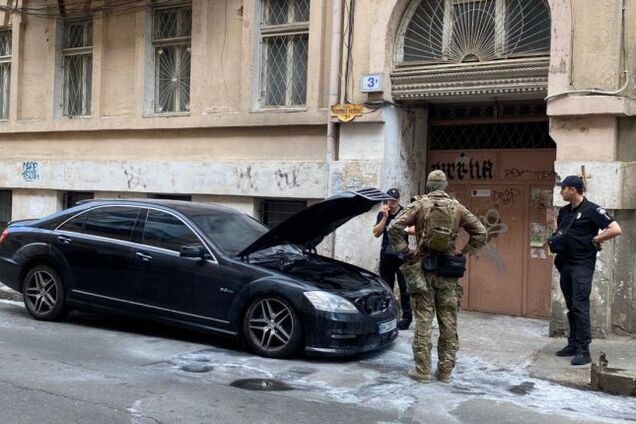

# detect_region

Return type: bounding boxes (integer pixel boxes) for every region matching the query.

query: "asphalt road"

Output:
[0,299,633,424]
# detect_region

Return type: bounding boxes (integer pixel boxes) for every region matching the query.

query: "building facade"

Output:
[0,0,635,336]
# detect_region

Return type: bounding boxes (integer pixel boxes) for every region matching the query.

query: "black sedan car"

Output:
[0,189,398,358]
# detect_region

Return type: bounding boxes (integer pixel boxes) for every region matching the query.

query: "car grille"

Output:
[356,292,392,315]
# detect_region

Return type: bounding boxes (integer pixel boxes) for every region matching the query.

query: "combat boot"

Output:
[408,369,431,384]
[435,368,451,383]
[556,345,576,357]
[570,352,591,366]
[397,315,412,330]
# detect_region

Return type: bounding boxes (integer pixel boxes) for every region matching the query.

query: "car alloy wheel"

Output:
[22,265,66,321]
[243,297,301,358]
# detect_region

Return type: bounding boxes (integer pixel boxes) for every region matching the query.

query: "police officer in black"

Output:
[555,175,622,365]
[373,188,412,330]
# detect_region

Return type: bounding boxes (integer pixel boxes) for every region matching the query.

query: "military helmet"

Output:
[427,169,447,183]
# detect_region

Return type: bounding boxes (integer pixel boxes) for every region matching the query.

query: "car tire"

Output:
[22,265,67,321]
[242,296,302,359]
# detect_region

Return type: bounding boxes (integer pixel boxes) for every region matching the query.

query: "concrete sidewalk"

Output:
[1,282,634,395]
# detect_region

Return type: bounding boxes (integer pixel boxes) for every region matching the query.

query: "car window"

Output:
[83,207,140,242]
[143,210,199,252]
[58,214,86,233]
[191,211,268,257]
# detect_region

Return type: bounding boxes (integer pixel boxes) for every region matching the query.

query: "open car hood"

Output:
[238,188,394,257]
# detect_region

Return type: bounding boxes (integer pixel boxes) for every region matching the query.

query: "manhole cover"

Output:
[508,381,535,395]
[230,379,294,391]
[179,363,213,373]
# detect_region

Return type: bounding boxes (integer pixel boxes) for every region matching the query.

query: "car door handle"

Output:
[135,252,153,262]
[57,235,72,244]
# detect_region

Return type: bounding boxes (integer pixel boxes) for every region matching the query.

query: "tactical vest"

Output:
[417,195,461,253]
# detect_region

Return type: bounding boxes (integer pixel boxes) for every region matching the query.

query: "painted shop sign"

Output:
[330,103,364,122]
[429,153,495,180]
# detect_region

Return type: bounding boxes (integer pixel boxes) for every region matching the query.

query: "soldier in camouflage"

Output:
[388,170,487,383]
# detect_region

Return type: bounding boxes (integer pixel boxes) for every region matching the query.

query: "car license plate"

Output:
[378,319,397,335]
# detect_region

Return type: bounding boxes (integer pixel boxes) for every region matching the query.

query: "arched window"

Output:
[398,0,550,64]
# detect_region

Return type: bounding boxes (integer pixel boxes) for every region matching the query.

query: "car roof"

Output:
[74,199,240,216]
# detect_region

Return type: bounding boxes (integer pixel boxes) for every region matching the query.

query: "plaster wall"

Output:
[11,189,60,221]
[101,12,137,117]
[0,127,327,161]
[571,0,622,91]
[550,116,617,162]
[0,0,332,134]
[16,15,51,120]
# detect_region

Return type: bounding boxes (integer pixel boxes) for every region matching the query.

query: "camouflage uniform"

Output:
[389,184,486,382]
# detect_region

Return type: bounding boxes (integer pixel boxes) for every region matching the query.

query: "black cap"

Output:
[556,175,585,190]
[386,188,400,199]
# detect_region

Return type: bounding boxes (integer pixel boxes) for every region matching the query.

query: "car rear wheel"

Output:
[242,297,302,359]
[22,265,67,321]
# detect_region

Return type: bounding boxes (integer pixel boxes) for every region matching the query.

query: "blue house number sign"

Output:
[361,74,383,93]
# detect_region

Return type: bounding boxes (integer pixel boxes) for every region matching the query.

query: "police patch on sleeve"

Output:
[597,207,612,221]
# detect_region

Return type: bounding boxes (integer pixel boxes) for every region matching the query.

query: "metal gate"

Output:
[428,118,556,318]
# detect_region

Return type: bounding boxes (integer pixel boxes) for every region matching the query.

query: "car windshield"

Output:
[191,211,269,257]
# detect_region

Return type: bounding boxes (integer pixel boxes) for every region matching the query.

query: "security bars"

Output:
[401,0,551,64]
[260,0,310,107]
[153,5,191,114]
[0,29,11,120]
[62,20,93,117]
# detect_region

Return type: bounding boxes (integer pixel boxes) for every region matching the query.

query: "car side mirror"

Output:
[180,244,208,260]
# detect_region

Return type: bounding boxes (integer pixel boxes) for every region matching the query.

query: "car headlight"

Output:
[303,291,359,314]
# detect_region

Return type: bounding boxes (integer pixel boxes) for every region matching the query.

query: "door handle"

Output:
[135,251,153,262]
[57,235,72,244]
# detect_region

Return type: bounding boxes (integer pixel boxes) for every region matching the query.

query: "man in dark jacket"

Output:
[555,175,622,366]
[373,188,412,330]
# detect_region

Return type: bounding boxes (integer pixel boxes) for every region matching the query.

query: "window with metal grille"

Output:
[259,0,309,108]
[153,5,191,114]
[399,0,551,64]
[261,199,306,228]
[62,20,93,117]
[0,190,11,230]
[0,29,11,120]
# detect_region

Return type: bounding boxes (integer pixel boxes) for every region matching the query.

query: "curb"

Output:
[0,284,22,302]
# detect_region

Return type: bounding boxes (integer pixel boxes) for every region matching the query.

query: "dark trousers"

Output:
[559,263,594,354]
[379,254,411,318]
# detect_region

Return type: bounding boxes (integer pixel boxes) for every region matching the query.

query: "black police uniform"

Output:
[555,198,614,355]
[376,207,411,321]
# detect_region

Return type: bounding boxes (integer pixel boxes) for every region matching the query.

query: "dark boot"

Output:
[556,345,577,357]
[397,314,412,330]
[570,352,592,366]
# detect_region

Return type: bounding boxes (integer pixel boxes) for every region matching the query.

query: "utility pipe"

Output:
[325,0,343,258]
[326,0,343,168]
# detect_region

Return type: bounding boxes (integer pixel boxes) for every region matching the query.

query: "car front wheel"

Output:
[242,297,302,359]
[22,265,67,321]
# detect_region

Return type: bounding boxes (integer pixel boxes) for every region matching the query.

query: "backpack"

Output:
[418,196,460,253]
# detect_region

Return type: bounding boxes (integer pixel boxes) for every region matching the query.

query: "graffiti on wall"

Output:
[504,168,556,180]
[22,162,40,182]
[478,208,508,271]
[430,153,494,181]
[493,188,521,205]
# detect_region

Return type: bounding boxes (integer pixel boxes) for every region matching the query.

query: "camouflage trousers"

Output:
[409,272,463,377]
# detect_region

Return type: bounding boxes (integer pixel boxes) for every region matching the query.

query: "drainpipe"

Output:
[325,0,343,257]
[326,0,343,176]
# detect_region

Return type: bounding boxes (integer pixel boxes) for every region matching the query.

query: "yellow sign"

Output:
[330,103,364,122]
